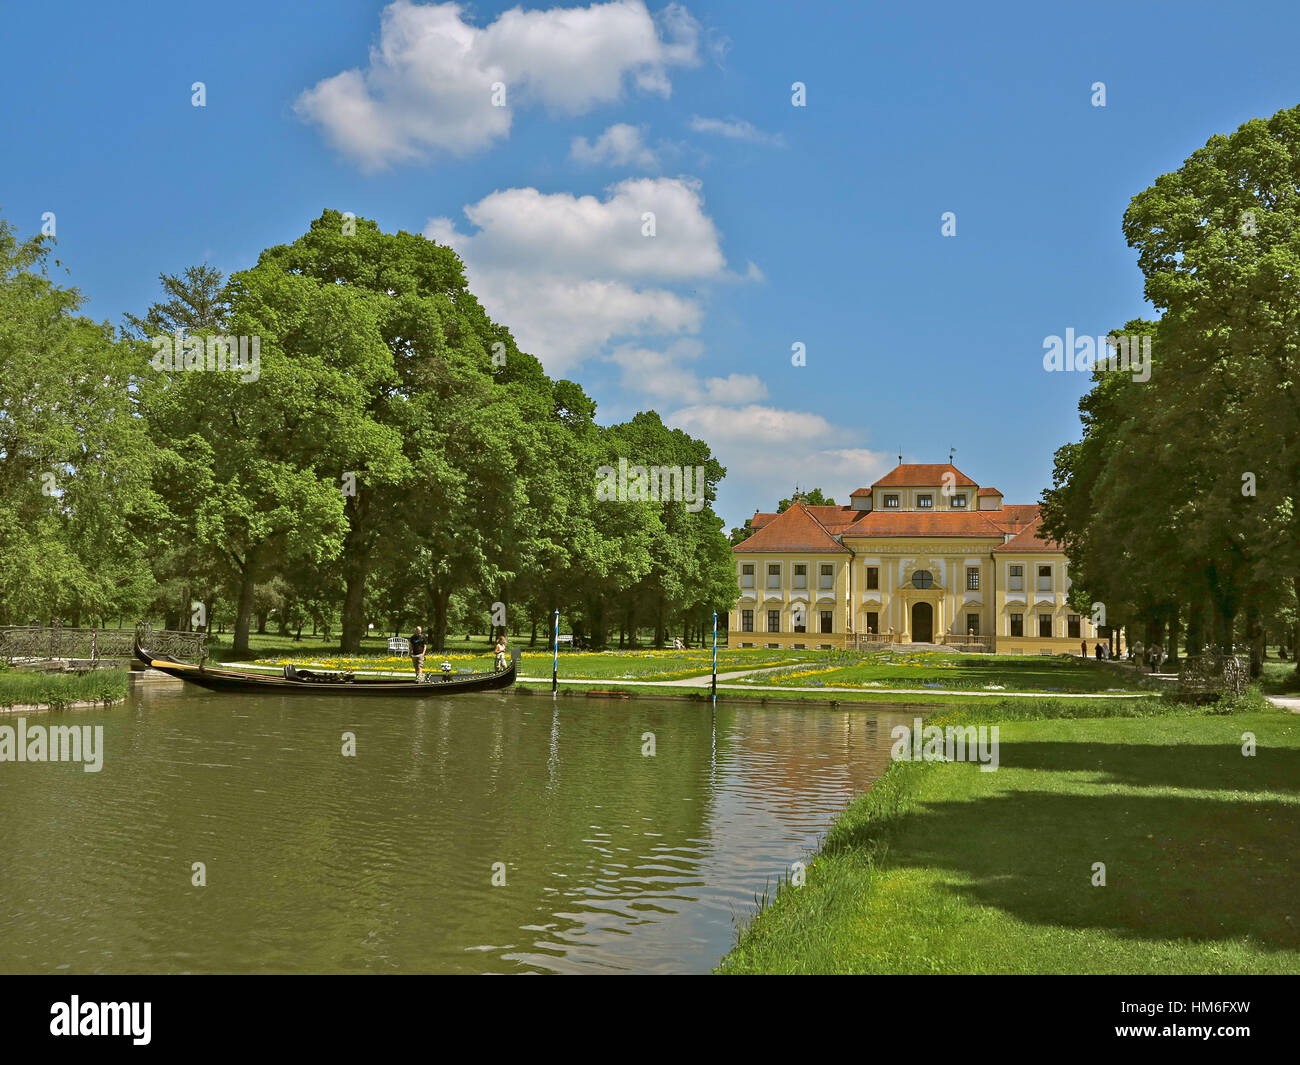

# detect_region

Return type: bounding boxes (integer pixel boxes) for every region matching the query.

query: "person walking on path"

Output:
[410,626,428,680]
[1081,640,1088,658]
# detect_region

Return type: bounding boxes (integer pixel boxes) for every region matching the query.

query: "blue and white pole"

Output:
[552,609,560,697]
[711,611,718,702]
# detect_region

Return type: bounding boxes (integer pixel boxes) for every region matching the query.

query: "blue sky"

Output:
[3,0,1298,527]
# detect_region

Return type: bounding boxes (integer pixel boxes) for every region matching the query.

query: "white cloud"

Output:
[428,178,725,279]
[688,115,785,146]
[665,404,892,522]
[606,341,768,404]
[426,177,729,370]
[570,123,660,169]
[296,0,701,168]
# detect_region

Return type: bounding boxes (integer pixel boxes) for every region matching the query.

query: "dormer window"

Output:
[917,494,933,509]
[951,494,967,508]
[883,494,900,508]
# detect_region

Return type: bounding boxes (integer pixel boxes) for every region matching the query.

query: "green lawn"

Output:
[735,650,1154,693]
[1260,659,1300,694]
[719,694,1298,974]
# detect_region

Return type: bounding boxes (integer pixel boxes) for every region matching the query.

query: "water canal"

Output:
[0,689,917,974]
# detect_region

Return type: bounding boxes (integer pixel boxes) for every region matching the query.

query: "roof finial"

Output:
[949,446,956,465]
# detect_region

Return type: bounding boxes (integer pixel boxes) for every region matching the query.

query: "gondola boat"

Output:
[134,639,517,696]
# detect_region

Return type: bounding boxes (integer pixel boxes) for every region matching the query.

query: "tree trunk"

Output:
[233,569,256,657]
[1244,602,1264,678]
[1186,600,1204,658]
[340,565,369,653]
[430,585,452,651]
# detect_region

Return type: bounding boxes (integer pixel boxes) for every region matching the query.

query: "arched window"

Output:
[912,570,934,589]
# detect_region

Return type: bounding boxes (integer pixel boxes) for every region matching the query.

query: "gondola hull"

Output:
[135,641,516,696]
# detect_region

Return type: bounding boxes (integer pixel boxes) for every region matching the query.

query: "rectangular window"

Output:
[767,564,781,589]
[1009,565,1024,591]
[820,610,833,634]
[1010,613,1024,637]
[1038,614,1053,638]
[742,609,754,632]
[819,564,833,589]
[917,494,933,509]
[966,567,980,591]
[793,564,807,589]
[951,494,967,508]
[866,566,879,589]
[793,607,806,633]
[865,611,879,634]
[1037,565,1052,591]
[740,564,754,589]
[883,494,900,508]
[767,610,780,633]
[1067,614,1080,638]
[966,614,980,636]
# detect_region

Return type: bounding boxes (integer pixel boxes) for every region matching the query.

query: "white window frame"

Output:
[1037,564,1053,592]
[766,563,782,590]
[740,563,755,589]
[1008,564,1024,592]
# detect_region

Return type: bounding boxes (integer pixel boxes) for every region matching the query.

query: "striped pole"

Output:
[552,609,560,696]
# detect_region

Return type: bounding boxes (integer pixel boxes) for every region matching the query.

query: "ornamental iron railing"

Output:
[0,624,208,665]
[1177,653,1249,700]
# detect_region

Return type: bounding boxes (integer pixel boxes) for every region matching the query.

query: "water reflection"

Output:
[0,688,916,974]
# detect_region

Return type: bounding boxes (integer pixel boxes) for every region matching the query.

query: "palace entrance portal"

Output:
[911,601,934,643]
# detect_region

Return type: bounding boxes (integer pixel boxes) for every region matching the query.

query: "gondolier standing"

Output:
[410,626,428,681]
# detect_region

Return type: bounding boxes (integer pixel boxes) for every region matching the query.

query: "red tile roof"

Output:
[732,503,850,553]
[993,514,1062,553]
[749,512,779,530]
[977,486,1002,496]
[806,505,858,532]
[843,510,1011,538]
[871,463,977,488]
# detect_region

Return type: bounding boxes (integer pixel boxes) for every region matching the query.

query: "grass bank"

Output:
[0,668,128,711]
[736,651,1155,694]
[515,680,1159,712]
[718,689,1299,974]
[246,648,809,680]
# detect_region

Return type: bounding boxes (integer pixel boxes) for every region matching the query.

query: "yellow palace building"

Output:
[729,463,1100,654]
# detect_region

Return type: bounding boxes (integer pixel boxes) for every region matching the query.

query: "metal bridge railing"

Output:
[0,624,208,665]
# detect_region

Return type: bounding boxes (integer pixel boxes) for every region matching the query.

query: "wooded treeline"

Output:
[0,210,737,653]
[1040,105,1300,676]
